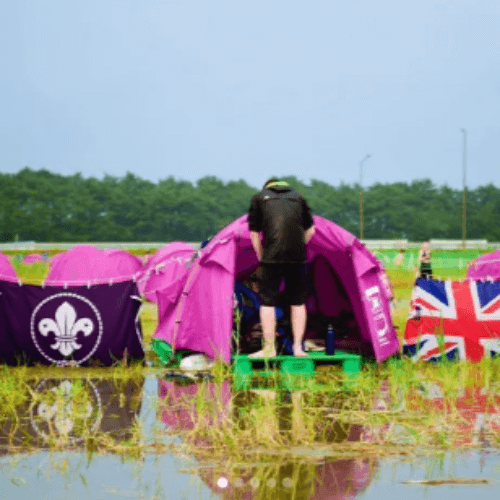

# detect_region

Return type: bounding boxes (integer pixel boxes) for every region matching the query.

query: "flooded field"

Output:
[0,370,500,499]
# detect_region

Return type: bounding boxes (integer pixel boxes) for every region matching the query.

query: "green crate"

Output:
[232,351,361,391]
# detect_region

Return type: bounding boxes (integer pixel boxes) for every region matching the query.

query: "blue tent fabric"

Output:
[234,281,284,325]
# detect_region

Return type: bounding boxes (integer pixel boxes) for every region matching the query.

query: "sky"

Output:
[1,0,500,190]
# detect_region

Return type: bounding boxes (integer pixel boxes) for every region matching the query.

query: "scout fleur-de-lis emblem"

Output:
[38,301,94,356]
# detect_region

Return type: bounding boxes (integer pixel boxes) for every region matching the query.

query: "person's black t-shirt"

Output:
[248,184,313,264]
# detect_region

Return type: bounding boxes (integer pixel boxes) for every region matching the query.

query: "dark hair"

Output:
[264,178,280,188]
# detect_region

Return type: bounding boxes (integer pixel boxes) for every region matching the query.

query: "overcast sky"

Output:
[1,1,499,190]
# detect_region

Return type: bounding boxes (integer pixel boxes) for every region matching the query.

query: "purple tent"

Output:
[0,253,17,282]
[137,243,195,303]
[154,215,400,364]
[467,249,500,281]
[45,245,143,286]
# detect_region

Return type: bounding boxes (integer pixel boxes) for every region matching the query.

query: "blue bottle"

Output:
[326,324,336,355]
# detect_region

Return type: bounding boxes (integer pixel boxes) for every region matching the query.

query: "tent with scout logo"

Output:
[45,245,143,285]
[152,214,400,364]
[0,246,145,366]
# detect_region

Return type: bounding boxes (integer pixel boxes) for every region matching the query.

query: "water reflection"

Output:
[157,378,378,499]
[0,377,144,452]
[408,382,500,447]
[360,379,500,447]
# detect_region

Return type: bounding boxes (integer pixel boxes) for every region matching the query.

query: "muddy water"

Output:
[0,376,499,499]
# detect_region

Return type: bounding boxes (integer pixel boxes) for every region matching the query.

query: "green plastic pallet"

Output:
[232,351,362,390]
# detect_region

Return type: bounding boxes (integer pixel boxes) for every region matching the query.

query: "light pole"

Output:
[359,154,371,240]
[460,129,466,249]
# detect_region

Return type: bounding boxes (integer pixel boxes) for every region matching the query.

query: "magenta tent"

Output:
[137,242,195,303]
[467,249,500,281]
[0,253,17,282]
[153,215,400,364]
[45,245,143,286]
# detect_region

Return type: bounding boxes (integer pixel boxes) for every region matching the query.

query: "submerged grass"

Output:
[2,253,500,464]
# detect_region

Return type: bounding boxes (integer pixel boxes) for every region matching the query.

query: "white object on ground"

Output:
[304,340,324,352]
[179,354,215,371]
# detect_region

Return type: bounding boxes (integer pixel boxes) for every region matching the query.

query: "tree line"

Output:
[1,167,499,242]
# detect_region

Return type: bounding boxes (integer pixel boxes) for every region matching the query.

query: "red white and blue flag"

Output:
[404,278,500,362]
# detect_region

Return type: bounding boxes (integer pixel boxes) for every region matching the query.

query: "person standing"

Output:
[394,248,405,267]
[418,241,433,280]
[248,178,316,358]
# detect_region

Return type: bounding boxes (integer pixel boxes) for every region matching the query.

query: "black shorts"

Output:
[259,263,308,306]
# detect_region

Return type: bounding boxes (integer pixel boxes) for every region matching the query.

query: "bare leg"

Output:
[249,305,276,358]
[291,304,307,357]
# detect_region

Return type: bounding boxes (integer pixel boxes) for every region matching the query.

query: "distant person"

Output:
[141,249,154,265]
[418,241,433,280]
[248,178,315,358]
[394,248,405,266]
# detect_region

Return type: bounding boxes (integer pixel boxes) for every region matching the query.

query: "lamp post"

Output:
[359,154,371,241]
[460,129,466,249]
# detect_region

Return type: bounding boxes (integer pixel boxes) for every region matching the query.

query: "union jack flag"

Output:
[404,278,500,362]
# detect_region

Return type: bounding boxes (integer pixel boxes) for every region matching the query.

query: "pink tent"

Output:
[23,253,45,264]
[103,248,143,271]
[45,245,143,286]
[0,253,17,282]
[467,249,500,281]
[154,215,400,364]
[137,242,195,303]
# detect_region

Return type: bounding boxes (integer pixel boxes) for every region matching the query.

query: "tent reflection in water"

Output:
[158,378,378,499]
[0,377,144,452]
[153,214,399,363]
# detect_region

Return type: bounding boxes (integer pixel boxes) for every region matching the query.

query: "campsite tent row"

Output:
[1,215,401,365]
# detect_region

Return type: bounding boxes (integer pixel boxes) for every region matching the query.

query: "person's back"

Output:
[249,181,311,263]
[248,179,315,358]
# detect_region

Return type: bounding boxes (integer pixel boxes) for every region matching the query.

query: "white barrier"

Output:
[2,240,500,252]
[361,239,408,250]
[0,242,202,251]
[429,239,488,250]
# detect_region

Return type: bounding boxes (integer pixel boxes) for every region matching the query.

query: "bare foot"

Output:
[249,348,276,358]
[293,345,308,357]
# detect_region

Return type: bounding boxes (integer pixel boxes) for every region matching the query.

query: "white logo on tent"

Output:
[365,286,390,346]
[30,293,103,366]
[39,302,93,357]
